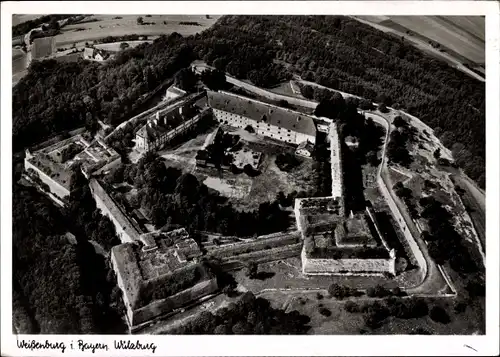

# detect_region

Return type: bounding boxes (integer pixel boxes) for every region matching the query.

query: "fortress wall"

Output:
[208,233,300,257]
[24,159,69,199]
[220,243,303,271]
[192,63,318,109]
[89,179,141,243]
[378,173,426,281]
[130,278,218,327]
[301,248,395,275]
[110,250,136,324]
[329,122,343,199]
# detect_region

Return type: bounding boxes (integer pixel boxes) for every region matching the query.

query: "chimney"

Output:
[349,210,354,219]
[179,106,183,116]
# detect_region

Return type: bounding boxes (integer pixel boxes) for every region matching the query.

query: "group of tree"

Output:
[107,153,290,237]
[200,68,228,90]
[174,67,198,92]
[344,296,430,330]
[419,196,481,276]
[67,166,121,251]
[166,291,311,334]
[275,152,300,172]
[393,181,419,218]
[12,14,72,37]
[12,183,126,334]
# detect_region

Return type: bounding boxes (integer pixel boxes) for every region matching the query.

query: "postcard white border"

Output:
[2,1,499,356]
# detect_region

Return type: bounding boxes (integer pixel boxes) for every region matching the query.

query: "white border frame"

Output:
[1,1,499,356]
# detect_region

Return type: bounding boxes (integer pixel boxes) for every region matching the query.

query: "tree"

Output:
[393,116,407,128]
[200,68,227,90]
[137,17,144,25]
[429,306,450,324]
[48,18,60,31]
[120,42,130,50]
[245,262,258,279]
[378,103,389,113]
[175,68,198,92]
[433,148,441,159]
[301,85,314,99]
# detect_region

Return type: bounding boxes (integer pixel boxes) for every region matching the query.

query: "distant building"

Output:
[31,36,56,60]
[207,90,317,146]
[83,47,110,62]
[165,85,187,101]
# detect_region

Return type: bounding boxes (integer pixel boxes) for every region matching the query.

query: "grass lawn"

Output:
[234,258,401,293]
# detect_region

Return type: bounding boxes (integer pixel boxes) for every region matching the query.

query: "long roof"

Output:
[207,91,317,137]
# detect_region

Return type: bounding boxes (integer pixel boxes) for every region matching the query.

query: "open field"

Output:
[55,15,220,47]
[388,16,484,64]
[354,16,485,81]
[12,14,43,26]
[357,15,484,65]
[235,258,401,292]
[94,40,154,52]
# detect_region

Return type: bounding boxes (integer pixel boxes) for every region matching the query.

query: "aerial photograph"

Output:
[10,12,486,337]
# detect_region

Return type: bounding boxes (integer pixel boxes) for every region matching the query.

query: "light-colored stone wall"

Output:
[329,122,343,199]
[301,248,396,275]
[212,108,315,145]
[130,278,218,327]
[89,179,141,243]
[110,250,135,324]
[24,159,70,199]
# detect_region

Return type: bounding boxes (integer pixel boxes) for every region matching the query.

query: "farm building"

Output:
[83,47,111,62]
[207,90,317,146]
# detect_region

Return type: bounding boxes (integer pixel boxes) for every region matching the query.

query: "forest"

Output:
[166,291,311,334]
[12,179,126,334]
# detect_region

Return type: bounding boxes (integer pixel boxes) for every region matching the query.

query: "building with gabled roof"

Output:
[83,47,111,62]
[207,90,317,146]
